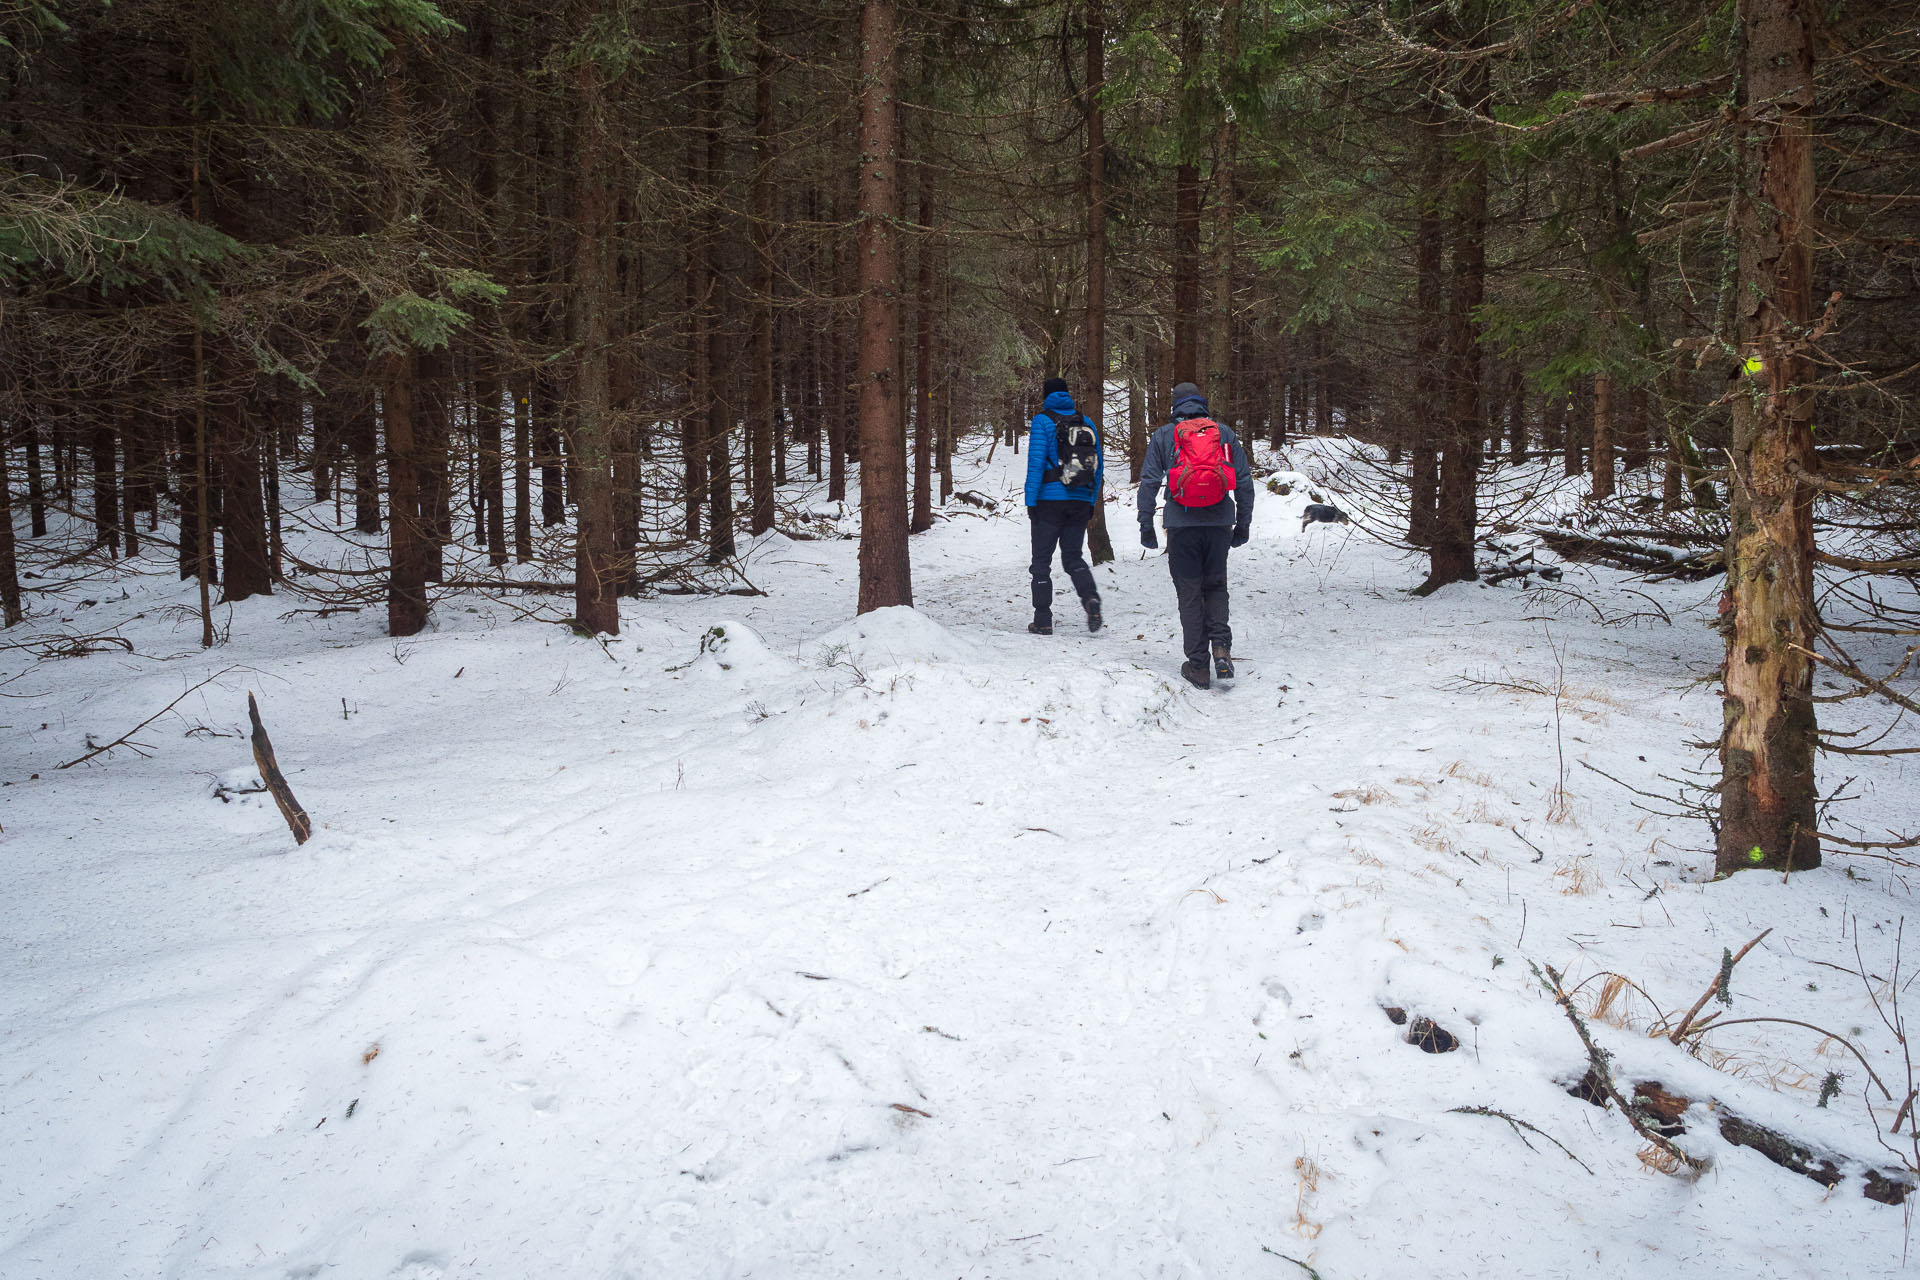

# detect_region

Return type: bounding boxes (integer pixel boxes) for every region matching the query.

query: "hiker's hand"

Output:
[1231,525,1250,548]
[1140,527,1158,549]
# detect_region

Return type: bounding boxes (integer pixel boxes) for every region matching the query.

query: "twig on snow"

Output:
[56,667,236,769]
[1448,1105,1594,1174]
[1660,929,1771,1043]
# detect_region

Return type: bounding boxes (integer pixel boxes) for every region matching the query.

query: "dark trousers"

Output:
[1029,499,1099,624]
[1168,525,1232,664]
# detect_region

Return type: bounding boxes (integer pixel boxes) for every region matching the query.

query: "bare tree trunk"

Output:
[264,389,285,583]
[567,11,620,636]
[1563,375,1586,476]
[1717,0,1820,875]
[512,376,532,560]
[855,0,912,611]
[382,47,427,638]
[537,370,565,526]
[1170,15,1202,385]
[24,391,46,537]
[416,347,450,584]
[350,390,381,535]
[1205,0,1239,419]
[1506,364,1527,460]
[683,155,708,541]
[1082,0,1114,565]
[384,357,428,636]
[1417,49,1487,596]
[1268,329,1287,451]
[1591,371,1615,501]
[911,155,934,535]
[0,420,20,625]
[699,25,735,564]
[474,8,508,569]
[121,404,143,557]
[91,415,119,555]
[477,372,506,567]
[1409,108,1444,547]
[1312,324,1331,434]
[748,29,777,537]
[217,383,271,601]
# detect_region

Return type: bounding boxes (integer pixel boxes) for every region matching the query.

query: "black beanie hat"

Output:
[1043,376,1069,396]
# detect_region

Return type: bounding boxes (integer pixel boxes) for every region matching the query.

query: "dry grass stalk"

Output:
[1292,1155,1324,1238]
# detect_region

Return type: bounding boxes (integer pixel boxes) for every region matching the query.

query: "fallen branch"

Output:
[247,693,312,846]
[1533,960,1709,1174]
[1683,1016,1891,1100]
[1449,1105,1594,1174]
[1529,526,1721,579]
[57,668,234,769]
[1661,929,1772,1044]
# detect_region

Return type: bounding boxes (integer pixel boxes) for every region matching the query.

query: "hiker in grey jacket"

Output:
[1136,381,1255,689]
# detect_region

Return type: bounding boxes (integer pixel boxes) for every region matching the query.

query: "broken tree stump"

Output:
[248,692,312,846]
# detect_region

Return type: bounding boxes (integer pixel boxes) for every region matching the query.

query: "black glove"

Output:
[1140,526,1158,549]
[1231,525,1250,548]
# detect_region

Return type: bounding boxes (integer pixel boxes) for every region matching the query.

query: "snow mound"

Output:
[813,605,980,668]
[688,620,794,680]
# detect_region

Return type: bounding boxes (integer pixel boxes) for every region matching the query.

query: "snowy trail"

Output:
[3,442,1914,1278]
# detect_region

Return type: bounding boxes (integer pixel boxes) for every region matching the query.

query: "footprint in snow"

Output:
[390,1252,448,1280]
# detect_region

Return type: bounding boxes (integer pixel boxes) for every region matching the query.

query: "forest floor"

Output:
[3,438,1917,1279]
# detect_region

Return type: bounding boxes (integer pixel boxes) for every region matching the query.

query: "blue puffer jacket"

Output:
[1024,390,1105,506]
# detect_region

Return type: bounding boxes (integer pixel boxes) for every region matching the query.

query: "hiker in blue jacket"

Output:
[1137,380,1254,688]
[1024,375,1105,635]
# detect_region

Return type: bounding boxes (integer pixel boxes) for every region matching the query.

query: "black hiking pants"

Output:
[1168,525,1232,665]
[1028,499,1099,626]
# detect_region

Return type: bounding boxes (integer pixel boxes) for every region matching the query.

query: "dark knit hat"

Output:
[1170,381,1208,414]
[1042,376,1069,396]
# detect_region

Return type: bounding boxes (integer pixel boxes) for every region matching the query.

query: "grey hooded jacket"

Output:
[1137,411,1255,535]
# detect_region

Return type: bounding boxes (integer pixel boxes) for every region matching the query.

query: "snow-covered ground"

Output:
[3,438,1916,1279]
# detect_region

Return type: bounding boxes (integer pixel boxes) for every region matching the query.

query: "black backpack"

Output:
[1041,409,1100,491]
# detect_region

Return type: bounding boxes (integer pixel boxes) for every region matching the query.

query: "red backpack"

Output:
[1168,418,1234,506]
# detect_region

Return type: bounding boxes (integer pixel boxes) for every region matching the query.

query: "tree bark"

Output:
[1079,1,1115,565]
[350,389,381,535]
[1717,0,1820,875]
[911,152,935,535]
[0,420,20,625]
[855,0,912,611]
[748,29,777,537]
[699,25,736,564]
[567,10,621,636]
[1591,371,1615,501]
[24,391,46,537]
[1506,364,1527,460]
[216,379,271,602]
[382,47,427,638]
[416,347,451,584]
[1205,0,1240,420]
[91,415,119,555]
[1417,47,1488,596]
[1409,107,1444,547]
[1170,14,1202,385]
[512,376,532,559]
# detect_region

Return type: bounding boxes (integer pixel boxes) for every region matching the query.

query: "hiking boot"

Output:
[1028,620,1053,636]
[1084,596,1103,633]
[1213,643,1235,681]
[1180,659,1211,689]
